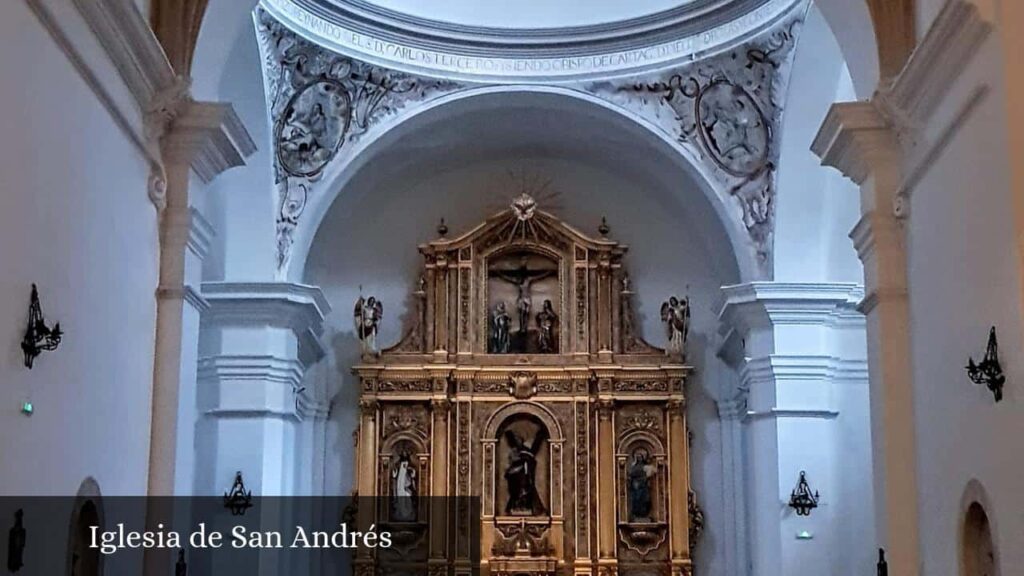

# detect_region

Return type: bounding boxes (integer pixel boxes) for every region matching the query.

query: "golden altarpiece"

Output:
[352,195,698,576]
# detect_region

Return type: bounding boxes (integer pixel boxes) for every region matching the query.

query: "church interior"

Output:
[0,0,1021,574]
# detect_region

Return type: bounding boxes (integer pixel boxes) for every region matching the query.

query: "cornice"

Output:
[201,282,332,358]
[811,101,897,186]
[718,282,865,332]
[163,101,258,183]
[260,0,803,82]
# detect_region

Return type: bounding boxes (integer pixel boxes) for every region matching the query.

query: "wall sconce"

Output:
[788,471,819,516]
[966,327,1005,402]
[21,284,62,369]
[223,471,253,516]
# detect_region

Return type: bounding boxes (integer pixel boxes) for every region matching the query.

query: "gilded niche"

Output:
[352,194,696,576]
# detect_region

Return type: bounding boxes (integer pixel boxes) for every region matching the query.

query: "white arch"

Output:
[812,0,881,97]
[288,84,759,282]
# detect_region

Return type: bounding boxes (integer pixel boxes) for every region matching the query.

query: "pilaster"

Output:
[196,282,330,497]
[718,282,870,576]
[813,101,920,576]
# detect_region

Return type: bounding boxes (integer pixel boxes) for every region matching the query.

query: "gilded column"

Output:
[355,398,379,572]
[667,398,691,573]
[596,397,617,567]
[356,398,379,499]
[429,398,451,560]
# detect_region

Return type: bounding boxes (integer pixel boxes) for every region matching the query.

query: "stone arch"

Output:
[813,0,915,96]
[66,478,104,576]
[292,85,755,283]
[959,479,1000,576]
[483,400,564,442]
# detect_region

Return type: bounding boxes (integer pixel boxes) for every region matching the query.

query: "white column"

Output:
[718,282,872,576]
[148,101,256,497]
[813,102,921,575]
[143,100,255,576]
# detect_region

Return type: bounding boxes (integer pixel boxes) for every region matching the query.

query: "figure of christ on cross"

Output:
[490,257,556,334]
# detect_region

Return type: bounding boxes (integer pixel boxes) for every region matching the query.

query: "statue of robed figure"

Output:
[627,448,658,522]
[390,451,418,522]
[504,429,548,516]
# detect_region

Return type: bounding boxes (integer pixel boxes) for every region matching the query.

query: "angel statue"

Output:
[504,429,548,516]
[660,296,690,358]
[354,295,383,356]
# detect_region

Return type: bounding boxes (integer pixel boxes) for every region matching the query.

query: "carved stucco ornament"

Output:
[586,8,806,272]
[255,8,464,269]
[256,3,805,275]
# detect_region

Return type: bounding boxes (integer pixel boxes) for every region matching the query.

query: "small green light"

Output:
[796,530,814,540]
[20,402,33,416]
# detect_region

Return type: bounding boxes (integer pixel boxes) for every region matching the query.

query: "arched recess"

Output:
[959,479,1000,576]
[66,478,105,576]
[288,85,753,284]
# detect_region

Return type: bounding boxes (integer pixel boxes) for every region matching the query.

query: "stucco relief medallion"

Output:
[276,80,352,177]
[696,81,769,178]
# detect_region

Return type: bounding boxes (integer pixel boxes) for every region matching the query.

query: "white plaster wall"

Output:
[775,5,863,285]
[0,0,159,495]
[304,155,740,576]
[905,29,1024,574]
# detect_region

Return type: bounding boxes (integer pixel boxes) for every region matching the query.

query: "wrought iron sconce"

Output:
[966,327,1005,402]
[788,471,819,516]
[20,284,62,369]
[223,471,253,516]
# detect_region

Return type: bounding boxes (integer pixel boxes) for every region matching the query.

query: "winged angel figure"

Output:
[354,295,384,356]
[660,296,690,358]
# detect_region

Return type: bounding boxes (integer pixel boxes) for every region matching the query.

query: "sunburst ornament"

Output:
[490,167,563,215]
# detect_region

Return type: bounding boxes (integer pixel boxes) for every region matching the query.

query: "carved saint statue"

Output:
[492,258,556,334]
[491,302,512,354]
[7,509,25,573]
[354,295,384,355]
[627,448,658,522]
[504,429,548,516]
[390,451,418,522]
[535,299,558,353]
[660,296,691,357]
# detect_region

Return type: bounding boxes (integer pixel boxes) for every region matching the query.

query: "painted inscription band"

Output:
[261,0,798,81]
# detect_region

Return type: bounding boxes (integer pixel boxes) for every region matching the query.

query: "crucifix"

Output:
[490,257,555,334]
